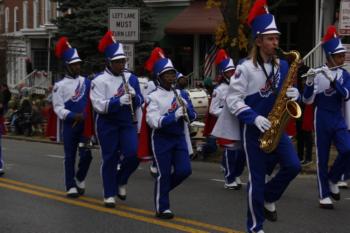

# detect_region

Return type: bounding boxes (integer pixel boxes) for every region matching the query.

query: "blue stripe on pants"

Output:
[152,133,192,212]
[315,108,350,198]
[63,122,92,190]
[243,125,300,233]
[97,117,139,198]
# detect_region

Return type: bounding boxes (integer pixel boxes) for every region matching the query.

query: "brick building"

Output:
[0,0,58,92]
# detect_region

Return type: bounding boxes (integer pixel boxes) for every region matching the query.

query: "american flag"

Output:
[203,44,217,78]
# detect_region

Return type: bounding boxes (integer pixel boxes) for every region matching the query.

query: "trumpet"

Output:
[301,64,346,78]
[121,72,137,123]
[171,85,190,123]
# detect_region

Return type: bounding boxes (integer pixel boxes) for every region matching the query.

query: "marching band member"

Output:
[303,25,350,209]
[225,1,301,232]
[146,54,196,219]
[141,47,165,176]
[52,37,93,198]
[176,72,189,90]
[176,72,195,159]
[210,49,244,189]
[90,31,143,207]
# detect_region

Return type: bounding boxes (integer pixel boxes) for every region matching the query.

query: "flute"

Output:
[171,84,190,123]
[121,72,137,123]
[301,64,346,78]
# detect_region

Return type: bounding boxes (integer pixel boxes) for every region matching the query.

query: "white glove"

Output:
[120,94,131,106]
[321,66,335,82]
[286,87,300,101]
[175,106,185,120]
[127,86,136,97]
[254,115,271,133]
[305,68,317,85]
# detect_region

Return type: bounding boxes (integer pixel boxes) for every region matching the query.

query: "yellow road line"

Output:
[0,178,243,233]
[0,181,208,233]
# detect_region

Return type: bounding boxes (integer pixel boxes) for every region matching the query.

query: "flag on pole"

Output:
[203,44,217,79]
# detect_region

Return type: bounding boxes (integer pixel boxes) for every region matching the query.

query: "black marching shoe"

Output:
[156,210,174,219]
[104,197,116,208]
[337,181,348,189]
[264,205,277,222]
[329,181,340,201]
[149,165,158,178]
[319,197,334,209]
[117,185,127,201]
[76,180,85,195]
[0,168,4,176]
[66,187,79,198]
[330,192,340,201]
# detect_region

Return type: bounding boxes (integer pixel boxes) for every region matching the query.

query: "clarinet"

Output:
[171,84,190,123]
[121,72,137,123]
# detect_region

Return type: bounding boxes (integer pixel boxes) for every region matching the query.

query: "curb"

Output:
[3,135,60,145]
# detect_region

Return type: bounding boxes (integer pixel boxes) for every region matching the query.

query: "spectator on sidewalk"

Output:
[1,84,11,114]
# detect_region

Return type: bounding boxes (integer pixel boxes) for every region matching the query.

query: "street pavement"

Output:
[0,138,350,233]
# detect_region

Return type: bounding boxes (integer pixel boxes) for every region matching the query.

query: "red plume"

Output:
[144,47,165,72]
[215,49,228,65]
[247,0,268,26]
[55,37,70,58]
[98,31,115,53]
[322,25,338,43]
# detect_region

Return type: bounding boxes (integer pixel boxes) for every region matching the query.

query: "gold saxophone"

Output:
[259,49,302,153]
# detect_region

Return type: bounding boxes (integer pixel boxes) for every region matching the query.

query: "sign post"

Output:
[123,43,135,71]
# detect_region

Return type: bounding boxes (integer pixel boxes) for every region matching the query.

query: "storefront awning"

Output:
[165,1,223,35]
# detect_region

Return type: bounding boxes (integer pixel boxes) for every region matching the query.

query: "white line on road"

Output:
[46,154,64,159]
[210,178,247,185]
[210,179,225,182]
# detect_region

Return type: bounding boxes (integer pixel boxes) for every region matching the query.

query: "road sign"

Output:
[123,43,134,71]
[109,8,140,42]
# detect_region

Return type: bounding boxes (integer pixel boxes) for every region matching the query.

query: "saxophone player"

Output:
[90,31,143,207]
[145,54,196,219]
[303,26,350,209]
[225,1,301,232]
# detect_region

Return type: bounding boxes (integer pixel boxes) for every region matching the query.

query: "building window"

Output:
[23,1,28,29]
[5,7,9,33]
[32,49,48,71]
[41,0,45,25]
[33,0,40,28]
[14,7,19,32]
[45,0,51,23]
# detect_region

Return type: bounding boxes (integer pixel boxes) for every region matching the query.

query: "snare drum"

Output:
[188,88,209,119]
